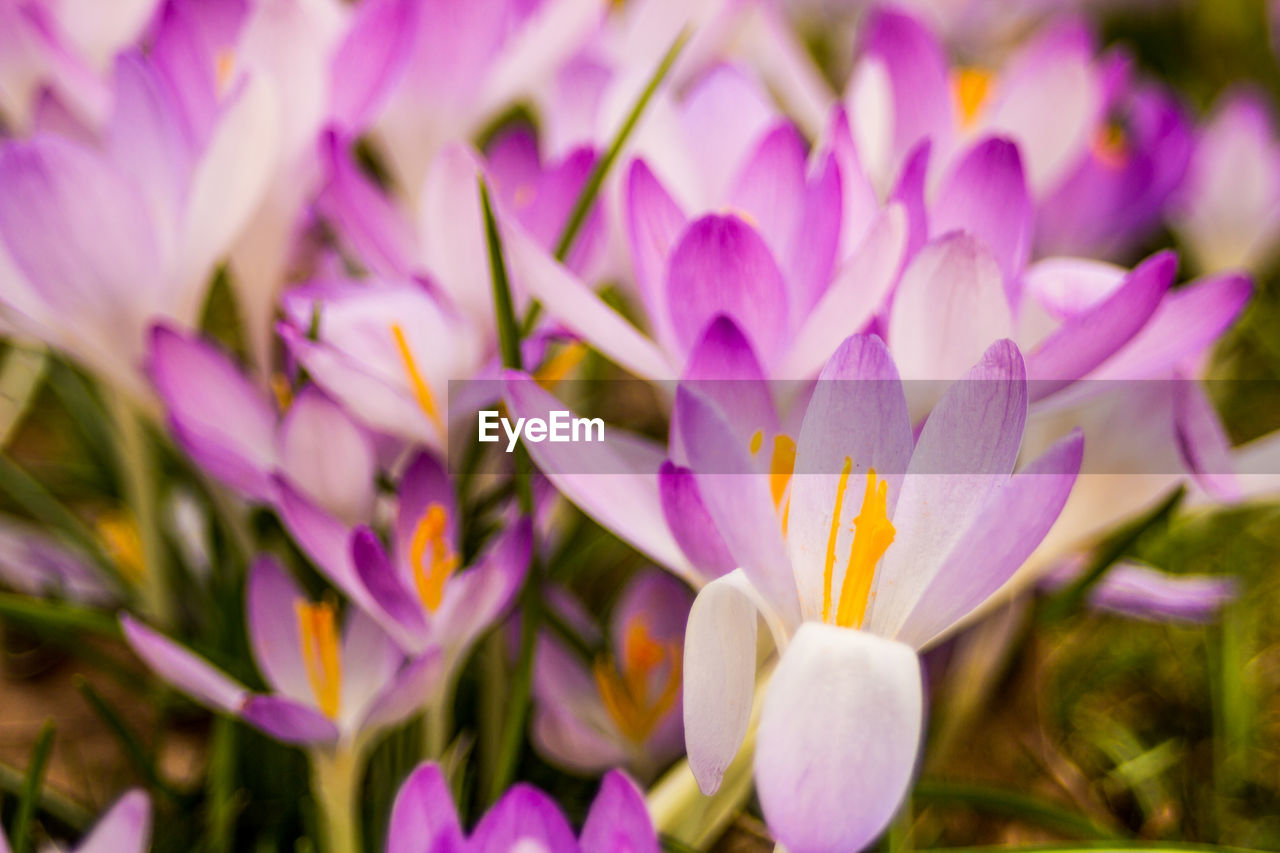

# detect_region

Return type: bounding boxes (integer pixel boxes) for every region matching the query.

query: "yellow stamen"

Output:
[534,342,587,387]
[295,600,342,719]
[821,457,854,622]
[390,324,446,436]
[1091,122,1128,170]
[594,615,682,742]
[409,503,459,612]
[96,512,145,586]
[749,430,764,455]
[270,373,293,412]
[952,67,994,128]
[512,184,536,210]
[833,469,895,629]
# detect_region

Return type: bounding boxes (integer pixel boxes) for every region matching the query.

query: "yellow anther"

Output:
[409,503,458,613]
[833,469,895,629]
[953,67,994,128]
[821,457,854,622]
[1091,122,1128,170]
[295,600,342,719]
[96,512,145,586]
[534,342,586,387]
[390,324,446,436]
[594,615,682,742]
[269,373,293,412]
[749,430,764,455]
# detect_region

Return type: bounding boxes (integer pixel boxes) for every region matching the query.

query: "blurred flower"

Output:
[1042,556,1238,622]
[0,43,276,394]
[1173,89,1280,275]
[0,788,151,853]
[276,277,484,448]
[0,0,159,129]
[121,555,438,749]
[532,570,691,781]
[0,515,114,605]
[278,452,530,679]
[673,334,1082,852]
[385,761,657,853]
[148,324,379,523]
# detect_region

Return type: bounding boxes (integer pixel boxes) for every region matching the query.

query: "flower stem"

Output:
[107,390,169,627]
[310,746,361,853]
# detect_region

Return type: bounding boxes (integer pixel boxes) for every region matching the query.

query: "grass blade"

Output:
[12,720,56,853]
[912,780,1120,840]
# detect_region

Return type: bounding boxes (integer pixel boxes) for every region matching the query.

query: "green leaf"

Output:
[912,780,1120,840]
[12,719,55,853]
[75,676,189,805]
[0,591,120,637]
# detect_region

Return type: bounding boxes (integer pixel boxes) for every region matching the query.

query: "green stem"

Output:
[310,746,362,853]
[520,28,690,336]
[107,392,169,626]
[12,720,55,853]
[423,676,454,760]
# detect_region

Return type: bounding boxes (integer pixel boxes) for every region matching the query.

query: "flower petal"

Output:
[659,462,736,578]
[240,695,340,745]
[755,623,923,853]
[316,130,416,279]
[684,569,763,795]
[328,0,417,131]
[580,771,659,853]
[386,762,464,853]
[279,387,378,525]
[75,789,151,853]
[120,615,247,712]
[245,556,311,703]
[469,784,578,851]
[858,8,952,168]
[625,158,688,353]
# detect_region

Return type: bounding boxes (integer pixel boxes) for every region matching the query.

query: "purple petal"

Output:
[580,771,658,853]
[245,556,311,702]
[273,477,375,613]
[1174,380,1239,500]
[358,649,443,735]
[279,387,378,525]
[625,159,687,353]
[316,131,416,279]
[386,763,464,853]
[240,695,340,746]
[431,518,532,655]
[120,615,247,712]
[659,463,736,579]
[1088,561,1237,623]
[678,314,777,445]
[726,123,809,270]
[931,137,1033,288]
[469,785,578,851]
[666,215,790,369]
[783,148,842,317]
[1026,250,1176,399]
[329,0,416,131]
[755,623,922,853]
[393,452,458,579]
[896,430,1084,647]
[678,65,779,204]
[76,789,151,853]
[859,8,952,163]
[352,526,428,654]
[890,139,932,262]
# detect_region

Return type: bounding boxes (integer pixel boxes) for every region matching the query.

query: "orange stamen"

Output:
[409,503,458,612]
[953,67,994,128]
[390,324,446,436]
[594,615,682,742]
[295,600,342,719]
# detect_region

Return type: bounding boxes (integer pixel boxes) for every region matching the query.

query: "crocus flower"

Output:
[0,788,151,853]
[0,43,276,394]
[669,334,1082,852]
[148,323,379,524]
[0,0,159,129]
[121,555,438,749]
[531,570,691,781]
[0,514,115,605]
[384,761,658,853]
[1172,89,1280,275]
[1041,556,1238,623]
[278,451,530,679]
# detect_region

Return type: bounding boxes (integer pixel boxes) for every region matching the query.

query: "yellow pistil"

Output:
[409,503,458,613]
[593,615,682,742]
[821,457,854,622]
[96,512,145,586]
[534,342,587,388]
[390,324,446,436]
[270,373,293,412]
[295,600,342,719]
[1091,121,1129,170]
[834,469,895,629]
[952,67,994,128]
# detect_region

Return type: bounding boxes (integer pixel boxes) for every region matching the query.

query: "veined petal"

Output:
[329,0,417,131]
[679,65,779,205]
[246,556,312,703]
[726,123,809,268]
[858,8,952,166]
[684,570,762,795]
[680,314,777,445]
[418,143,491,326]
[756,623,923,853]
[469,785,578,851]
[386,762,464,853]
[431,518,532,655]
[895,430,1084,647]
[339,605,408,731]
[659,463,736,579]
[316,130,417,279]
[240,695,341,745]
[869,340,1027,637]
[789,334,913,621]
[887,233,1012,381]
[351,526,428,654]
[279,387,378,525]
[625,158,687,353]
[580,771,659,853]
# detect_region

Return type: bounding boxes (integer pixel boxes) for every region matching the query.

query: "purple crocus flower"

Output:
[384,762,658,853]
[0,515,115,605]
[0,788,151,853]
[531,570,691,781]
[669,334,1082,852]
[278,452,531,675]
[1173,88,1280,275]
[0,41,276,394]
[1042,556,1238,623]
[148,324,380,523]
[121,555,438,749]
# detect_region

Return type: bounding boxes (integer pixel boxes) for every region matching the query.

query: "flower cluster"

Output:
[0,1,1272,852]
